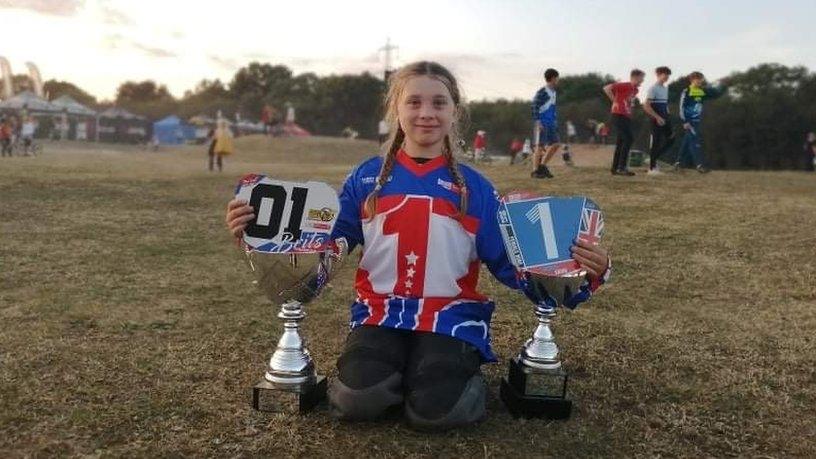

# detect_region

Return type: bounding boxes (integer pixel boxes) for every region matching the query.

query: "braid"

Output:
[364,127,404,219]
[443,135,469,218]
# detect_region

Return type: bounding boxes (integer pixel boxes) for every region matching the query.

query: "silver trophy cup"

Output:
[500,270,586,419]
[244,244,342,413]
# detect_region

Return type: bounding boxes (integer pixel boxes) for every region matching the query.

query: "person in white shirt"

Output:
[20,117,36,155]
[378,119,389,144]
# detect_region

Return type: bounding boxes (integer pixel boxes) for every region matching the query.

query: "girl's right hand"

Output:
[225,198,255,239]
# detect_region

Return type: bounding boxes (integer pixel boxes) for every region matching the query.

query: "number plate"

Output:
[234,175,340,253]
[497,193,604,276]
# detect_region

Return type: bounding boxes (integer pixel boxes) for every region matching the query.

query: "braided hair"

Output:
[364,61,469,220]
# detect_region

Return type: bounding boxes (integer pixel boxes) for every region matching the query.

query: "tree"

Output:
[115,80,174,105]
[557,73,615,105]
[115,80,177,119]
[43,79,97,107]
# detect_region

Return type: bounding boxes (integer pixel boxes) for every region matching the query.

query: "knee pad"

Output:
[406,374,486,431]
[329,326,408,421]
[328,372,403,421]
[404,334,483,427]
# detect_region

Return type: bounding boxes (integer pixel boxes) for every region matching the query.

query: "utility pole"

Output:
[379,37,398,81]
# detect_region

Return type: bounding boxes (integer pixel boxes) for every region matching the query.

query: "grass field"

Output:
[1,136,815,457]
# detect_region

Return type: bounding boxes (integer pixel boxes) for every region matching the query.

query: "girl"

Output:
[226,61,610,430]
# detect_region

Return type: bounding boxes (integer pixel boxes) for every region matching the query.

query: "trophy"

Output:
[497,193,604,419]
[234,175,344,414]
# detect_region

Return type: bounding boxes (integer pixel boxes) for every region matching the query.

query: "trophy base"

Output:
[500,358,572,420]
[251,375,327,414]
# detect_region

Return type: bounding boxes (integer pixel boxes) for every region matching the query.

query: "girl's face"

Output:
[397,75,455,153]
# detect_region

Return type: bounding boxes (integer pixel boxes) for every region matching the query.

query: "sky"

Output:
[1,0,815,102]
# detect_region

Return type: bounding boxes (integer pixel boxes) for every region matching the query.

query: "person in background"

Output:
[566,119,577,143]
[643,66,675,175]
[677,71,725,173]
[0,118,11,157]
[531,68,562,179]
[508,137,523,165]
[261,104,273,136]
[604,69,646,176]
[562,143,574,166]
[473,130,486,161]
[598,122,610,145]
[804,132,816,172]
[378,118,389,144]
[20,116,36,156]
[210,119,234,172]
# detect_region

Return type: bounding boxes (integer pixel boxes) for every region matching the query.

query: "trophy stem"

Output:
[520,304,562,370]
[265,300,317,386]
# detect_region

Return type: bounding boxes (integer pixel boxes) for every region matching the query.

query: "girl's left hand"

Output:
[570,239,609,281]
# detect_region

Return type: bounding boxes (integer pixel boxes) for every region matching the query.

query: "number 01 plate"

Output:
[234,175,340,253]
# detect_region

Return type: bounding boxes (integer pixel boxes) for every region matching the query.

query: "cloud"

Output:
[103,34,176,58]
[209,55,239,71]
[99,3,131,25]
[0,0,84,16]
[132,43,176,58]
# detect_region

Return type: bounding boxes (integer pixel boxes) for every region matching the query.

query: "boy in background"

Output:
[530,68,561,178]
[677,71,725,173]
[643,66,674,175]
[604,69,646,176]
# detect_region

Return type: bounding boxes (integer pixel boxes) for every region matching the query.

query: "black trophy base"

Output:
[251,375,327,414]
[500,357,572,420]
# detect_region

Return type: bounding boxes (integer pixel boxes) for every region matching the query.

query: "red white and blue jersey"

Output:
[332,149,601,361]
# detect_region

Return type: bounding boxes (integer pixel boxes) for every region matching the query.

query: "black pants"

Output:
[0,138,10,156]
[611,114,634,172]
[329,325,485,430]
[649,119,675,169]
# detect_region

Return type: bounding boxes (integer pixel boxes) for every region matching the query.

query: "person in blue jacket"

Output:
[677,71,726,173]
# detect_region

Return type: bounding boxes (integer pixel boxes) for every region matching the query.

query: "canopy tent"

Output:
[153,115,196,145]
[50,95,97,140]
[98,107,149,143]
[0,90,60,113]
[50,95,96,116]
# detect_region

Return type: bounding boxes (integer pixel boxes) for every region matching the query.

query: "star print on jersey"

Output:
[405,251,419,265]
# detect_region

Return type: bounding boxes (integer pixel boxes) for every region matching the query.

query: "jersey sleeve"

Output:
[331,165,366,253]
[678,88,688,121]
[531,88,549,121]
[474,179,521,291]
[562,258,612,309]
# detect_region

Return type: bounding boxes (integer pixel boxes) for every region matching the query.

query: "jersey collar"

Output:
[396,149,448,177]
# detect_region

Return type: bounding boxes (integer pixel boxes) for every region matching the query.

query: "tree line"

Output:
[32,62,816,170]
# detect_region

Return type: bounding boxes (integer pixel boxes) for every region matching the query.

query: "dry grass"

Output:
[1,136,815,458]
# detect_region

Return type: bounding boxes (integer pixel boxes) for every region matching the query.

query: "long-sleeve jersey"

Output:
[679,85,725,122]
[531,85,557,127]
[331,149,604,361]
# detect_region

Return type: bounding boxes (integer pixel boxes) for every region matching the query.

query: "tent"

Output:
[98,107,149,143]
[50,95,96,116]
[50,95,97,140]
[0,90,60,113]
[153,115,195,145]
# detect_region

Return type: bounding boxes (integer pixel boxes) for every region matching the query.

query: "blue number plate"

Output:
[498,193,604,276]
